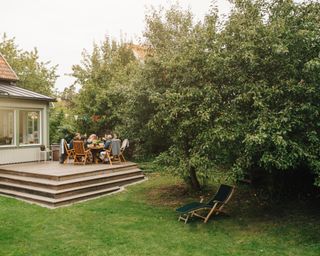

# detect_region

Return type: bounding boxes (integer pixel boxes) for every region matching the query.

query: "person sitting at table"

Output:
[105,134,113,149]
[100,134,112,162]
[86,134,98,146]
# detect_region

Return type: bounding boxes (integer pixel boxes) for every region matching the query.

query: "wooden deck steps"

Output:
[0,162,145,208]
[0,162,139,181]
[0,186,121,207]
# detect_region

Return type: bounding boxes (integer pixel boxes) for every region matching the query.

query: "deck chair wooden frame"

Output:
[63,140,74,163]
[102,148,113,165]
[119,139,129,162]
[102,139,127,165]
[73,140,92,165]
[109,139,122,165]
[176,184,235,224]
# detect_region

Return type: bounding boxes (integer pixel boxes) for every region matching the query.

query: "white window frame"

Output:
[18,109,42,147]
[0,108,16,148]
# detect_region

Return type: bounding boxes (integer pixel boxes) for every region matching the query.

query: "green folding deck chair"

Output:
[176,184,235,223]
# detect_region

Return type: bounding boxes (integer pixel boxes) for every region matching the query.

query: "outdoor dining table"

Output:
[87,144,104,164]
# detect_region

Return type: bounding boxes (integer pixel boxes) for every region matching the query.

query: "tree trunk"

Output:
[189,165,201,191]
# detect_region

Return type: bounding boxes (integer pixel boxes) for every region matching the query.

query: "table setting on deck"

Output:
[62,134,127,165]
[87,141,105,164]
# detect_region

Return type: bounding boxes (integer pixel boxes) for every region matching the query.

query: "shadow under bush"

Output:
[248,165,319,201]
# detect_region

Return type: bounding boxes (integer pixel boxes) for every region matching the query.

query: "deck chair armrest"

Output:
[212,200,224,204]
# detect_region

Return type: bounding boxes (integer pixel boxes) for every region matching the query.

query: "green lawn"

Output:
[0,172,319,256]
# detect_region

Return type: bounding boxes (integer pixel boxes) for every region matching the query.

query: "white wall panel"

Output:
[0,147,42,164]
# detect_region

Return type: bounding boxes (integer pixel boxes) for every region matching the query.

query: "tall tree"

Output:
[203,0,320,191]
[0,34,57,96]
[140,0,320,191]
[71,37,138,135]
[67,1,320,193]
[142,5,220,190]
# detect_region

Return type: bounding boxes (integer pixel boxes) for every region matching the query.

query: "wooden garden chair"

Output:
[63,139,74,163]
[73,140,92,165]
[176,184,235,224]
[101,141,119,165]
[101,139,126,165]
[101,146,113,165]
[119,139,129,162]
[110,139,121,164]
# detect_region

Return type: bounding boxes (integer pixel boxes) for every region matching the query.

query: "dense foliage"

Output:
[71,38,139,136]
[66,0,320,192]
[210,0,320,193]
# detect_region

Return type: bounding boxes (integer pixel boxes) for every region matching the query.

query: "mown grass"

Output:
[0,167,319,255]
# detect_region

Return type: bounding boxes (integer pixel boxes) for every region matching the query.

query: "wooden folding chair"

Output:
[119,139,129,162]
[101,147,113,165]
[110,139,121,164]
[73,140,92,165]
[63,140,74,163]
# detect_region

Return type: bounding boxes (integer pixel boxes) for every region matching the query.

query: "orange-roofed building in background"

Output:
[126,44,149,63]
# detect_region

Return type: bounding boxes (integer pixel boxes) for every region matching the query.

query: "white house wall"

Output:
[0,98,50,164]
[0,147,43,164]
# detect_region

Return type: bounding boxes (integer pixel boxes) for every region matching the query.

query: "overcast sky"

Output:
[0,0,231,92]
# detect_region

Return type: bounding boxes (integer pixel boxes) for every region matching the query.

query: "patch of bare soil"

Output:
[145,183,200,208]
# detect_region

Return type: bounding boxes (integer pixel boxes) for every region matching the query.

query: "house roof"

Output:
[0,53,19,82]
[0,83,55,102]
[126,44,149,62]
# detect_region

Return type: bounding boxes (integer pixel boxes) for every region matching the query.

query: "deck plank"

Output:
[0,161,137,177]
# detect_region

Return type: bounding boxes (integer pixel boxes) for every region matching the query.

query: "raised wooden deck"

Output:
[0,161,145,208]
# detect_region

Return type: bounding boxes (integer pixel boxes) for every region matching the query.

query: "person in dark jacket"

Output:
[100,134,112,161]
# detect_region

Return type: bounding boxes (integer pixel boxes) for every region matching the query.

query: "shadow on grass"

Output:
[142,173,320,215]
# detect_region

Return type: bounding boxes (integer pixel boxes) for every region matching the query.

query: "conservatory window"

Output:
[19,110,41,145]
[0,109,14,146]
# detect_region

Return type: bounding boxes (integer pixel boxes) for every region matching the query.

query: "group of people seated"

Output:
[67,132,121,163]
